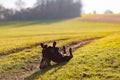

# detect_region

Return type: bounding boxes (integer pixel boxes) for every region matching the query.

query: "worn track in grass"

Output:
[0,37,102,80]
[23,38,101,80]
[0,38,69,59]
[66,38,100,52]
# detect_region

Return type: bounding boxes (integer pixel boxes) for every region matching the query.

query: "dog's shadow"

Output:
[25,62,68,80]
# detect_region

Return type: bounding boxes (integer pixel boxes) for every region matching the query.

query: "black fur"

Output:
[39,41,73,69]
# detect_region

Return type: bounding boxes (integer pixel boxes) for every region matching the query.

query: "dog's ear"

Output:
[44,45,48,48]
[53,41,56,47]
[40,43,44,48]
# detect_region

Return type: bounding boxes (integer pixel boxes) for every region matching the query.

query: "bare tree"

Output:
[0,4,4,20]
[33,0,81,19]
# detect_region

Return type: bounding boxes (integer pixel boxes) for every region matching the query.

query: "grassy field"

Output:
[26,32,120,80]
[0,15,120,80]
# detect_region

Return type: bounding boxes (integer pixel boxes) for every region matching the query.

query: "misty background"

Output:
[0,0,81,21]
[0,0,120,21]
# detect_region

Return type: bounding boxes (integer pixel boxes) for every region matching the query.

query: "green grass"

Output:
[0,20,119,55]
[26,33,120,80]
[0,37,104,79]
[0,18,120,80]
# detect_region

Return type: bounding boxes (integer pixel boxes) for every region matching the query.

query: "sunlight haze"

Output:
[0,0,120,14]
[82,0,120,14]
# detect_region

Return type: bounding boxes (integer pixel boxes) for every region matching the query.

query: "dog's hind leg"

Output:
[69,48,73,58]
[63,46,66,54]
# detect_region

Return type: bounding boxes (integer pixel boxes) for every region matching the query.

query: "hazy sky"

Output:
[0,0,36,8]
[0,0,120,14]
[82,0,120,14]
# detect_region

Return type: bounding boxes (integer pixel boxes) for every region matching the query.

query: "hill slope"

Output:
[26,33,120,80]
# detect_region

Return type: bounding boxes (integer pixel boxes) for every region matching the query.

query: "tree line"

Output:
[0,0,82,21]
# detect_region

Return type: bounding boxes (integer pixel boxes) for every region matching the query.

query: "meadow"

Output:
[0,15,120,80]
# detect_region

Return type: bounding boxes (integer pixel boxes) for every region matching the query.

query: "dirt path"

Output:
[22,38,101,80]
[0,37,101,80]
[0,38,69,59]
[66,38,98,52]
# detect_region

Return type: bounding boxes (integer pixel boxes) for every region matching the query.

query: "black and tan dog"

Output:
[39,41,73,69]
